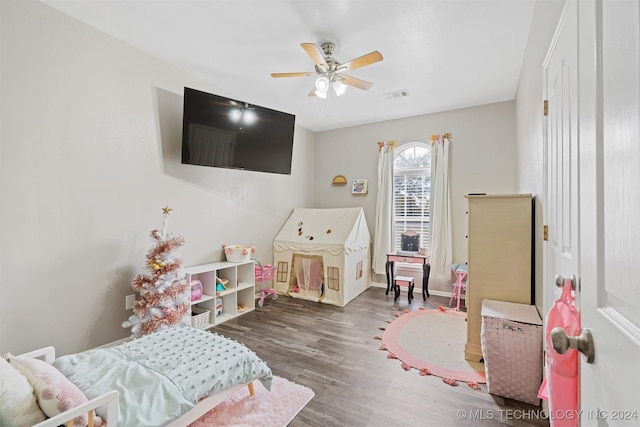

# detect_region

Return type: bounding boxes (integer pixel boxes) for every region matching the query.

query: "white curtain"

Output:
[372,141,395,275]
[429,135,452,278]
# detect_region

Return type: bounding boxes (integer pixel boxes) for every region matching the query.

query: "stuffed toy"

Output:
[7,355,105,427]
[0,356,46,426]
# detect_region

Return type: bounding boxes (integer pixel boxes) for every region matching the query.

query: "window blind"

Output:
[393,170,430,250]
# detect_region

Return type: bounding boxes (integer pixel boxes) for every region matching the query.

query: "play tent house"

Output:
[273,208,371,307]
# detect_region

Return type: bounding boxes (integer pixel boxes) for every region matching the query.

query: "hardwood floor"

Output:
[213,286,550,426]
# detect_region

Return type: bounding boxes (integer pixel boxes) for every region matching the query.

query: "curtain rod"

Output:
[431,133,452,145]
[377,140,397,152]
[377,136,429,145]
[378,133,451,149]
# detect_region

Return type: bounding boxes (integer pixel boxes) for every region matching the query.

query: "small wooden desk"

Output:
[385,253,430,300]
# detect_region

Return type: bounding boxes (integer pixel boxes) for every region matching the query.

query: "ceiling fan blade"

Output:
[301,43,329,70]
[271,72,316,78]
[308,88,317,97]
[340,74,374,91]
[340,50,383,72]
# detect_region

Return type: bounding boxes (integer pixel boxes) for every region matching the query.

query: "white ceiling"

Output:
[40,0,536,132]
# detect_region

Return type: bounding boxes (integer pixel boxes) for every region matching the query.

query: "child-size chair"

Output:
[450,263,468,311]
[393,275,415,303]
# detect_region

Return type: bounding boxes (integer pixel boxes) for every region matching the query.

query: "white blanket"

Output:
[54,327,272,426]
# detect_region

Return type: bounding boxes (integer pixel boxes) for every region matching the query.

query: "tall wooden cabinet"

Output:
[464,194,533,362]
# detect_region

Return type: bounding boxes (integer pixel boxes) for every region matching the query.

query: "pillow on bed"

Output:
[7,355,104,427]
[0,356,47,427]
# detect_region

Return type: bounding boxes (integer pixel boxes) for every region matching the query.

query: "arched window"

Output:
[394,142,431,251]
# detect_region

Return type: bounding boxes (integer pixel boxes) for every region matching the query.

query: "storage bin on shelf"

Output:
[480,299,543,405]
[223,244,254,263]
[191,307,211,329]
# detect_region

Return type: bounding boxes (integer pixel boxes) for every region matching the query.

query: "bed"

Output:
[2,326,272,427]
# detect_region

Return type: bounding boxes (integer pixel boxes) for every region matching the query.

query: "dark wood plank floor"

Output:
[213,286,550,427]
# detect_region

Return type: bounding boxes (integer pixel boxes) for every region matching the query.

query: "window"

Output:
[394,143,431,251]
[276,261,288,282]
[327,266,340,290]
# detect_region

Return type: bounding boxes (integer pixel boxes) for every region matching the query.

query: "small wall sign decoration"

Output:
[352,178,368,194]
[332,175,348,186]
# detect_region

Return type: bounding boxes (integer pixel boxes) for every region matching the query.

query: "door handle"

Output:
[551,327,595,363]
[555,274,576,290]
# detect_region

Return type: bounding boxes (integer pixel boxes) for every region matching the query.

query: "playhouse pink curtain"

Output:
[429,134,452,278]
[373,141,396,275]
[295,257,323,291]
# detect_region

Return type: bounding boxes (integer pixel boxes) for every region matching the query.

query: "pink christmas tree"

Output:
[122,207,190,337]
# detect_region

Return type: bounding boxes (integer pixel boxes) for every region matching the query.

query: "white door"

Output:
[543,0,583,417]
[577,0,640,422]
[545,0,640,424]
[544,0,579,316]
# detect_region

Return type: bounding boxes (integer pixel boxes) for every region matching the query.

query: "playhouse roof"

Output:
[274,208,370,255]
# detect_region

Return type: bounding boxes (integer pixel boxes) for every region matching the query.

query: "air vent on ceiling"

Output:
[387,89,410,99]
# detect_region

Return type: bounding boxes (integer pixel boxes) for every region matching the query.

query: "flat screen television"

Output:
[181,87,295,175]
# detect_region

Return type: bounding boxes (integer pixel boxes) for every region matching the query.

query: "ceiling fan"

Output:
[271,42,383,98]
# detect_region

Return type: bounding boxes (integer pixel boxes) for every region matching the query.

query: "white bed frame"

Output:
[19,346,254,427]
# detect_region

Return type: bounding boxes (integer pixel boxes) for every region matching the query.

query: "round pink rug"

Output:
[382,309,486,384]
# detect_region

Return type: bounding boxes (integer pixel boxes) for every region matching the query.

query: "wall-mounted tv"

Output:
[181,87,295,175]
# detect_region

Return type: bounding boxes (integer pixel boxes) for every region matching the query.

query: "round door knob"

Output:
[555,274,577,290]
[551,327,595,364]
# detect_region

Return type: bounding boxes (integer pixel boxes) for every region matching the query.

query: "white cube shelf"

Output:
[184,260,255,329]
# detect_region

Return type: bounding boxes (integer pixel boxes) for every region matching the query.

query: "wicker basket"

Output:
[191,307,211,329]
[224,245,252,263]
[481,299,543,405]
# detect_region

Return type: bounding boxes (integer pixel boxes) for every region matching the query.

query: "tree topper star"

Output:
[162,206,173,215]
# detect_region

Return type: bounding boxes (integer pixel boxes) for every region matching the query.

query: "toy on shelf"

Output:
[191,279,203,301]
[215,298,223,316]
[215,277,229,292]
[237,304,251,313]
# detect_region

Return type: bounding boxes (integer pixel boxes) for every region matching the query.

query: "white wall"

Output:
[313,101,518,292]
[0,0,565,356]
[0,0,314,355]
[515,0,565,310]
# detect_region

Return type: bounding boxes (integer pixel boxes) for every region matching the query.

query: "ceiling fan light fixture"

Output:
[332,80,347,96]
[315,75,329,98]
[315,89,328,99]
[315,75,330,92]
